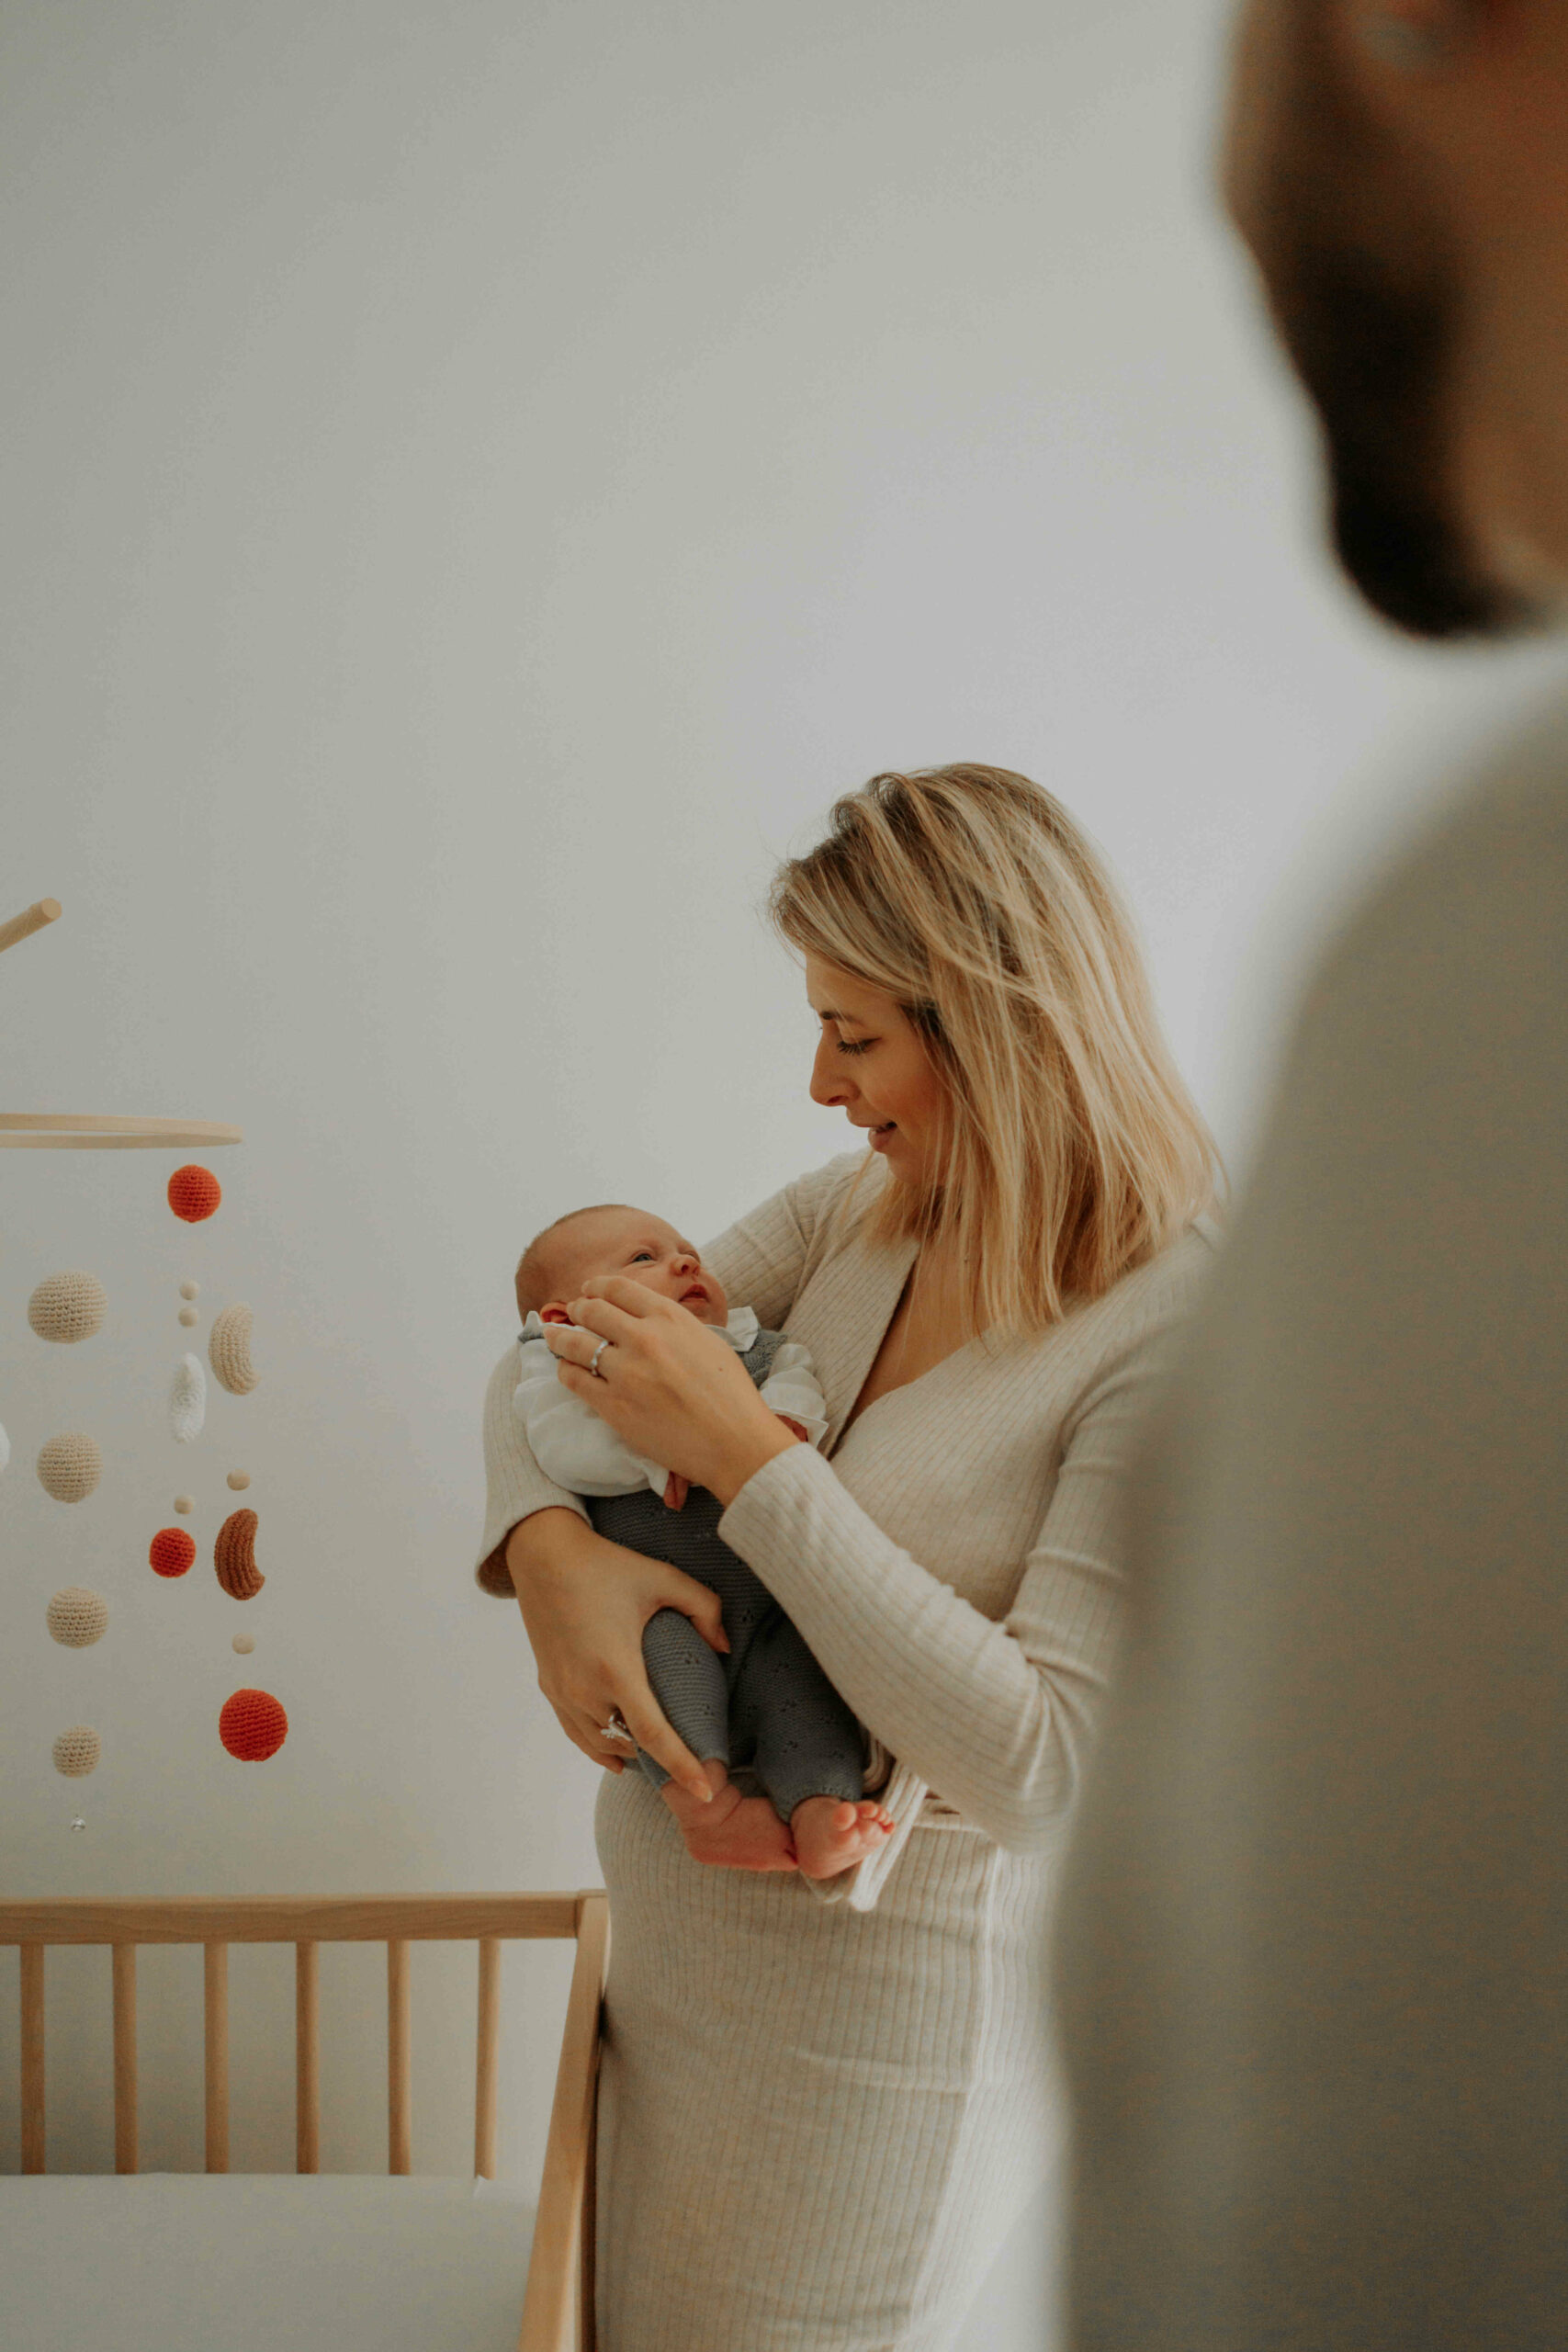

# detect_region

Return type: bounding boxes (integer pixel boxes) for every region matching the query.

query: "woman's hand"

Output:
[504,1508,730,1803]
[545,1280,801,1507]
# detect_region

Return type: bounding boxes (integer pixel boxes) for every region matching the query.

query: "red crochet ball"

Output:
[167,1164,221,1223]
[149,1526,197,1577]
[220,1688,288,1762]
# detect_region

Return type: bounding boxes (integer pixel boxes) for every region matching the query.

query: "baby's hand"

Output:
[662,1471,690,1510]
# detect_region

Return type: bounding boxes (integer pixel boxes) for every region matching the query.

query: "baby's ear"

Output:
[538,1303,572,1325]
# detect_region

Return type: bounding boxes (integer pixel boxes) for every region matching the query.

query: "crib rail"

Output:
[1,1890,609,2352]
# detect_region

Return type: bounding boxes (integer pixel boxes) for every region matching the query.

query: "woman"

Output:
[475,764,1221,2350]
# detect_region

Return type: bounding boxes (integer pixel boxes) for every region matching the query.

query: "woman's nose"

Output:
[809,1037,852,1108]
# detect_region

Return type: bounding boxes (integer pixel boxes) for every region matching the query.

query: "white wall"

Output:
[2,0,1562,2335]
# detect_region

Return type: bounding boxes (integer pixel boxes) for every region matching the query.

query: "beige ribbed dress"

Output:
[477,1148,1211,2352]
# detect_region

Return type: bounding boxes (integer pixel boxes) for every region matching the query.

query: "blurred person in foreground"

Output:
[1055,4,1568,2347]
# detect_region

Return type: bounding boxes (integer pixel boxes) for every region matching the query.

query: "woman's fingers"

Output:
[547,1695,625,1773]
[615,1683,713,1800]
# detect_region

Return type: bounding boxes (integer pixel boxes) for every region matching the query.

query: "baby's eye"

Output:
[628,1250,654,1262]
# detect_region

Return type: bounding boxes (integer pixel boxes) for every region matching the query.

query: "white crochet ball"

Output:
[28,1271,107,1344]
[209,1303,259,1396]
[231,1632,256,1656]
[47,1587,110,1647]
[36,1432,103,1503]
[52,1725,101,1778]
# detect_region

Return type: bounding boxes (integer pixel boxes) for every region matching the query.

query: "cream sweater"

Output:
[478,1148,1213,1912]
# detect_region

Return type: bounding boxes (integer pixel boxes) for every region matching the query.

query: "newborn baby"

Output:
[513,1204,895,1881]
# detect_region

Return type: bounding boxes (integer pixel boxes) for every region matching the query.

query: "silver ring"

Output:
[599,1710,633,1744]
[588,1337,610,1379]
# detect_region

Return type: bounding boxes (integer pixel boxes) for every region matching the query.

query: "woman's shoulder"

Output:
[999,1226,1216,1387]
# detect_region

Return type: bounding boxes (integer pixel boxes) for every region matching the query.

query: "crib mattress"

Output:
[1,2172,536,2352]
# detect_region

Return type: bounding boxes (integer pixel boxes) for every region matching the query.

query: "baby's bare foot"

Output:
[791,1795,897,1881]
[661,1759,799,1871]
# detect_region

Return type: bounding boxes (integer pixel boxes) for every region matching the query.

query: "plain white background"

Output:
[2,1,1562,2341]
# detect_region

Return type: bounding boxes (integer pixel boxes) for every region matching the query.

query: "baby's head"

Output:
[515,1204,730,1330]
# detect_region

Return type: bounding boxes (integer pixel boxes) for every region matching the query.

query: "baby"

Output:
[513,1203,895,1881]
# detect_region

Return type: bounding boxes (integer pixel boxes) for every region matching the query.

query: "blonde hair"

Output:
[514,1204,633,1323]
[768,763,1223,1339]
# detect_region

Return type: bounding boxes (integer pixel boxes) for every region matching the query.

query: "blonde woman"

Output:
[476,764,1221,2351]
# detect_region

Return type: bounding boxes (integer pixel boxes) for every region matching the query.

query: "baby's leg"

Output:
[743,1614,896,1882]
[660,1761,800,1871]
[640,1606,796,1870]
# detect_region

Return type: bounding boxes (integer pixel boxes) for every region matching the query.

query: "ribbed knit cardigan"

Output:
[477,1147,1212,1914]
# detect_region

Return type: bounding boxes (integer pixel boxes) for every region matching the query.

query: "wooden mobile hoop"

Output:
[0,900,243,1149]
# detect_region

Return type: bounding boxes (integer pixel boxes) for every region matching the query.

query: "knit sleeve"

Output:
[698,1148,872,1330]
[716,1280,1201,1910]
[474,1347,590,1596]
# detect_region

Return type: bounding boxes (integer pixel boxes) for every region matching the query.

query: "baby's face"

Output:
[546,1210,729,1327]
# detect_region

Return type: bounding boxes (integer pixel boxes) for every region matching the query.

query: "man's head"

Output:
[1222,0,1568,637]
[514,1205,729,1329]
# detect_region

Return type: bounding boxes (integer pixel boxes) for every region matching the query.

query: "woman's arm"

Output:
[695,1148,868,1331]
[716,1316,1189,1904]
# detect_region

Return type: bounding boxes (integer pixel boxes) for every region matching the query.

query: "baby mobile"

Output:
[1,897,288,1827]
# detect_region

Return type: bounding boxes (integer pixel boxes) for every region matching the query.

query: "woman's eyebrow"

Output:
[810,1002,863,1025]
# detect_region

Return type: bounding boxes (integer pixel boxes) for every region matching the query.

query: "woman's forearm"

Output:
[504,1505,602,1592]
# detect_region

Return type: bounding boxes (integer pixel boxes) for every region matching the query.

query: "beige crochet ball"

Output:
[37,1433,103,1503]
[47,1587,110,1647]
[209,1303,259,1396]
[52,1725,101,1778]
[28,1271,107,1344]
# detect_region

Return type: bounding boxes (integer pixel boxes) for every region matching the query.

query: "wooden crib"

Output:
[0,1889,608,2352]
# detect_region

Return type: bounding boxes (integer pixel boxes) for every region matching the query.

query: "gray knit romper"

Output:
[585,1326,868,1823]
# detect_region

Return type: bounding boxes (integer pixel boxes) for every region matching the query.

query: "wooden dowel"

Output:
[475,1937,501,2179]
[204,1943,230,2173]
[20,1943,45,2175]
[296,1941,320,2174]
[0,898,61,956]
[112,1944,138,2175]
[387,1939,411,2175]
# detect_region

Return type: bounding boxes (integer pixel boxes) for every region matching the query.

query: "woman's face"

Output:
[804,954,948,1187]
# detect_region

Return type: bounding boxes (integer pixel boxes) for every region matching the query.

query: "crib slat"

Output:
[475,1936,501,2178]
[112,1944,138,2174]
[296,1941,321,2173]
[20,1942,45,2174]
[388,1939,411,2174]
[204,1942,230,2172]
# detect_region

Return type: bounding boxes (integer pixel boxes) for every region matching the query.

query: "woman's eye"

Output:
[835,1037,872,1057]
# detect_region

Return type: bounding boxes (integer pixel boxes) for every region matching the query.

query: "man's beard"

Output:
[1256,23,1539,640]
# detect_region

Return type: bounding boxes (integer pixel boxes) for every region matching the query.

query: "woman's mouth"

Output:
[867,1122,896,1150]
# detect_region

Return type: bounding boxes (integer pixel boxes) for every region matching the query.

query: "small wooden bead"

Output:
[226,1469,251,1491]
[174,1493,195,1514]
[232,1632,255,1655]
[178,1306,198,1327]
[179,1281,200,1300]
